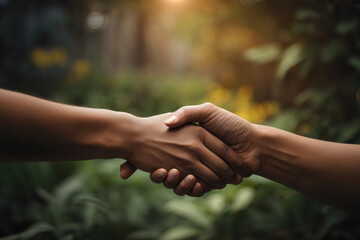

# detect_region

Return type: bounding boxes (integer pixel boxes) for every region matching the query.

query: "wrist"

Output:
[74,108,142,160]
[254,124,302,189]
[248,123,269,175]
[254,124,272,167]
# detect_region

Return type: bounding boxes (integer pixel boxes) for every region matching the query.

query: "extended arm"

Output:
[159,103,360,211]
[0,88,134,161]
[257,125,360,211]
[0,90,240,194]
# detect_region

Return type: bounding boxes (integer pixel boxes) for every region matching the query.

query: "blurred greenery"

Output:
[1,0,360,239]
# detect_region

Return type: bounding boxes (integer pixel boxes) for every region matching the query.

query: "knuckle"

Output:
[179,106,188,116]
[186,140,202,153]
[203,102,215,109]
[218,162,234,179]
[193,125,205,137]
[203,102,217,113]
[235,160,252,178]
[221,144,231,157]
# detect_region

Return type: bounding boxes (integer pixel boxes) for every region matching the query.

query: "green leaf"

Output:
[230,187,255,212]
[163,200,211,228]
[72,195,109,213]
[277,44,304,81]
[205,193,225,215]
[127,229,161,240]
[294,88,318,105]
[299,45,318,78]
[336,20,358,34]
[243,44,281,64]
[296,9,320,20]
[52,176,84,225]
[61,235,75,240]
[337,122,360,143]
[84,204,97,230]
[320,40,344,63]
[349,57,360,71]
[266,110,300,132]
[160,226,200,240]
[36,188,53,203]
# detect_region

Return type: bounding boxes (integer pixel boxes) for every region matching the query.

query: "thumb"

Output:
[164,103,217,128]
[120,161,137,179]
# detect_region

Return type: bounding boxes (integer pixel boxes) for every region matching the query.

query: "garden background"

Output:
[1,0,360,239]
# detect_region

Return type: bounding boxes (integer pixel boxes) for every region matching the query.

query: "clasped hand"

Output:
[120,103,262,197]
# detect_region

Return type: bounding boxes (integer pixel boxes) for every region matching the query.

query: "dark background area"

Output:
[0,0,360,239]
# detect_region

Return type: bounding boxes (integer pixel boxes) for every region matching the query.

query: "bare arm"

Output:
[0,90,240,194]
[0,88,135,161]
[158,103,360,211]
[258,125,360,211]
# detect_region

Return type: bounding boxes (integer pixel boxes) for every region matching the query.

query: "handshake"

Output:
[2,88,358,210]
[119,103,262,197]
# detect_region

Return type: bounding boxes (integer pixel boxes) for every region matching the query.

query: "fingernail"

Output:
[168,169,177,179]
[157,170,167,178]
[184,175,194,184]
[164,115,177,125]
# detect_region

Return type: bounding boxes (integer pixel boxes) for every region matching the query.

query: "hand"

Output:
[165,103,262,177]
[121,163,206,196]
[143,103,262,195]
[121,113,241,193]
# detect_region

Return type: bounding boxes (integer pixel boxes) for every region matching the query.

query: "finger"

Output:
[198,135,237,183]
[190,182,204,197]
[234,173,243,185]
[186,182,204,197]
[163,169,181,189]
[150,168,167,183]
[190,160,225,189]
[203,132,247,184]
[120,161,137,179]
[196,179,213,194]
[174,174,196,196]
[164,103,218,128]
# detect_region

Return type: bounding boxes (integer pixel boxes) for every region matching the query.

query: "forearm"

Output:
[0,89,138,162]
[256,124,360,211]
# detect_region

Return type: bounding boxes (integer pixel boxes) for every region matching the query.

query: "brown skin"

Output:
[0,89,242,191]
[123,103,360,212]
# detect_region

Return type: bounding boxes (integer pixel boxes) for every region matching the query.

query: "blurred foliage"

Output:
[1,0,360,240]
[53,71,210,117]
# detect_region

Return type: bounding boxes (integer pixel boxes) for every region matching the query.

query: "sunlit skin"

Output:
[2,88,360,212]
[0,89,242,196]
[122,103,360,212]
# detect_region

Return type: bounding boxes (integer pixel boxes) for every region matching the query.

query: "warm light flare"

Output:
[167,0,185,3]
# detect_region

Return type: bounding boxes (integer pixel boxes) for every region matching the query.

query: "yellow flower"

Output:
[236,84,253,101]
[206,83,279,124]
[206,83,231,105]
[50,48,68,66]
[262,101,279,117]
[72,59,91,81]
[31,48,52,68]
[31,47,68,69]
